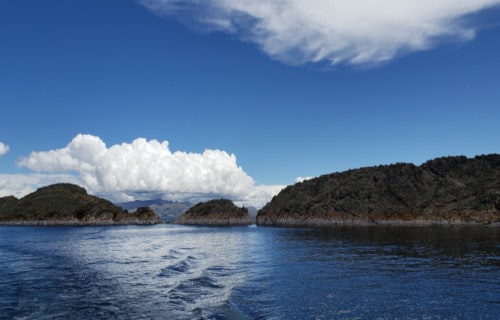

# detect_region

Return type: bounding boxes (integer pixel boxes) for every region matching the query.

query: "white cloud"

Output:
[0,142,9,156]
[138,0,500,66]
[295,176,314,183]
[16,134,283,207]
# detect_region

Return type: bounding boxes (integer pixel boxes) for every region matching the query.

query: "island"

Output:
[0,183,159,225]
[257,154,500,226]
[176,199,252,225]
[118,199,193,223]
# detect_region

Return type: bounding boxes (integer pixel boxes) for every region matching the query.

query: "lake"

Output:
[1,224,499,319]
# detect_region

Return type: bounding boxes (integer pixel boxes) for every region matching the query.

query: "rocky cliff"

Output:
[0,183,159,225]
[176,199,252,225]
[257,155,500,226]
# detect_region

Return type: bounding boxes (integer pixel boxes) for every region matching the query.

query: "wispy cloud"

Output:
[138,0,500,66]
[295,176,314,183]
[14,134,283,207]
[0,142,9,156]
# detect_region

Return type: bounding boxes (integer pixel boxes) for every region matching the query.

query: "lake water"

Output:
[0,225,499,319]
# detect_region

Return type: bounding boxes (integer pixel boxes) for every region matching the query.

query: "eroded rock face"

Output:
[0,183,159,225]
[176,199,252,225]
[257,155,500,226]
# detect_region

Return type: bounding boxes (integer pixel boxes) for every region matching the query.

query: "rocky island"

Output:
[257,155,500,226]
[0,183,159,225]
[176,199,252,225]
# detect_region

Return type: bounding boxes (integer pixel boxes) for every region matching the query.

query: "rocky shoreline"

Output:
[255,217,500,227]
[175,218,252,226]
[0,219,158,226]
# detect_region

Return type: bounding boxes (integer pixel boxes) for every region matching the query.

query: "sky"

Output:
[1,0,500,207]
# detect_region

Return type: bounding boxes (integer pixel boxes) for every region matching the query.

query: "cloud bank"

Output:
[138,0,500,65]
[15,134,283,207]
[0,142,9,156]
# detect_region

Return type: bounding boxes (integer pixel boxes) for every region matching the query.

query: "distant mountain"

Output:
[118,199,193,223]
[0,183,159,225]
[246,206,258,222]
[176,199,252,225]
[257,154,500,226]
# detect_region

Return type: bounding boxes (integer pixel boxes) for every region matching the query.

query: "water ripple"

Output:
[1,225,499,319]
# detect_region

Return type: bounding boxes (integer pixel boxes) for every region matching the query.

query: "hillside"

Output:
[0,183,159,225]
[176,199,252,225]
[257,155,500,226]
[118,199,192,223]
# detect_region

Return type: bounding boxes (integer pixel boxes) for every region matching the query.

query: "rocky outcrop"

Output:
[176,199,252,225]
[0,183,159,225]
[257,155,500,226]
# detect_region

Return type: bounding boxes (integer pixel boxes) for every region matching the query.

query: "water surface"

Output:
[1,225,499,319]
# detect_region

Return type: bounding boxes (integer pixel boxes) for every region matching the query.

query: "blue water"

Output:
[0,225,499,319]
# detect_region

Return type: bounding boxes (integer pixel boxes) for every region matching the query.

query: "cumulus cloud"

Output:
[0,142,9,156]
[16,134,283,207]
[138,0,500,65]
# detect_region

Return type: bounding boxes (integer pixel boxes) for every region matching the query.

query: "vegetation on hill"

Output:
[0,183,159,225]
[176,199,252,225]
[257,155,500,226]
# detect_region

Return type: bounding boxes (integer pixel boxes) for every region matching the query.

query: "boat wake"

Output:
[156,247,246,319]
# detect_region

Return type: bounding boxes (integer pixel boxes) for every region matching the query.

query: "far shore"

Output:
[0,220,159,226]
[1,219,499,227]
[256,217,500,227]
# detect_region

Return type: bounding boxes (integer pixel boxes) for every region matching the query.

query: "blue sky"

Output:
[1,0,500,207]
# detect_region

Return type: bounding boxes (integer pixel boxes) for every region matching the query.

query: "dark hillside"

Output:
[257,155,500,226]
[176,199,252,225]
[0,183,159,225]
